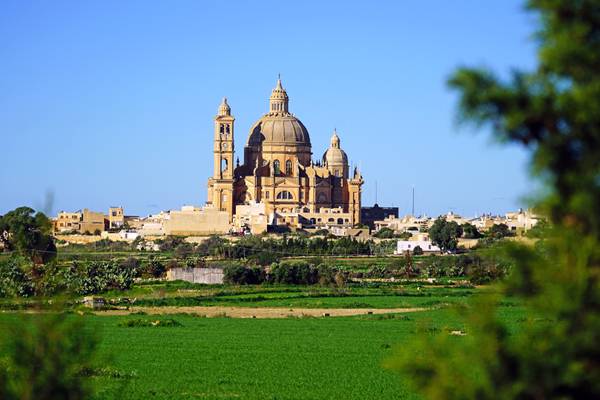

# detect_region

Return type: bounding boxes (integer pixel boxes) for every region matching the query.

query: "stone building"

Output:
[108,206,124,229]
[206,78,364,228]
[54,209,106,234]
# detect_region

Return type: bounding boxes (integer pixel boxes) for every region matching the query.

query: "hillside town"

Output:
[52,203,540,250]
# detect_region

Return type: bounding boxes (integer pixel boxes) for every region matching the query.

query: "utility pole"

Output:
[412,186,415,216]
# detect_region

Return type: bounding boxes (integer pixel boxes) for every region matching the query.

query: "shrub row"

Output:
[0,256,144,297]
[223,254,511,286]
[224,261,347,286]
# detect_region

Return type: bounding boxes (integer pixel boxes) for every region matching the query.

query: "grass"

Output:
[0,285,527,399]
[0,306,521,400]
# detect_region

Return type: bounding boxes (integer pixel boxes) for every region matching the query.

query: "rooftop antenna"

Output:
[412,186,415,216]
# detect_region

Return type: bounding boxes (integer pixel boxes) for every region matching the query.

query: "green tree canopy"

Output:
[0,207,56,264]
[428,217,463,252]
[461,222,482,239]
[487,223,512,239]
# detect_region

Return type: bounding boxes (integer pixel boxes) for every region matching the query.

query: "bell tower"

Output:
[207,97,235,220]
[214,97,235,179]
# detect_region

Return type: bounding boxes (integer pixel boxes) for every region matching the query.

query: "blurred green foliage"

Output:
[387,0,600,398]
[0,312,97,399]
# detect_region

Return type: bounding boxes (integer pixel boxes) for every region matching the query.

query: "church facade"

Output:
[206,78,363,228]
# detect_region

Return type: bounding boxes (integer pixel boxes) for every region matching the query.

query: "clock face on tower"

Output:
[222,143,228,150]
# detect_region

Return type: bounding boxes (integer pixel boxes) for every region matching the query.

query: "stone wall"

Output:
[163,207,230,236]
[166,267,224,284]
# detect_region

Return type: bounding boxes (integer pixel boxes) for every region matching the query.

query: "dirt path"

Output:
[96,306,427,319]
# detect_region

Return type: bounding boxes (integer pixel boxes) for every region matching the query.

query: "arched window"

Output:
[337,218,344,225]
[225,124,230,134]
[221,158,228,173]
[219,124,224,133]
[285,160,292,175]
[273,160,280,175]
[317,192,328,203]
[328,218,334,223]
[276,191,293,200]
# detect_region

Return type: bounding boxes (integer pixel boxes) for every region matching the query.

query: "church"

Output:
[206,78,363,229]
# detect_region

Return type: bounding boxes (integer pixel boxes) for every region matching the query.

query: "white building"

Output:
[395,240,440,254]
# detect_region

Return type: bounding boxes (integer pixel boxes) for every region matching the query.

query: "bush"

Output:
[0,256,34,297]
[412,245,424,255]
[118,318,182,328]
[142,259,166,279]
[374,227,396,239]
[270,261,318,285]
[174,243,194,259]
[223,264,264,285]
[77,261,136,294]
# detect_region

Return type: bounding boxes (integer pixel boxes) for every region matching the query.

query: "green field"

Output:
[0,284,526,399]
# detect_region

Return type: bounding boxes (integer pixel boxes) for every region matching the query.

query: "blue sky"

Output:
[0,0,538,218]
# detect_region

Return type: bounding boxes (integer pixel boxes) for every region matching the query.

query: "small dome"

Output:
[323,146,348,165]
[247,114,311,146]
[323,130,348,166]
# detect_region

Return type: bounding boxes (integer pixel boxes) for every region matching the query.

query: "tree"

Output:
[412,245,423,256]
[388,1,600,398]
[461,222,482,239]
[374,227,395,238]
[0,207,56,264]
[487,223,512,239]
[428,217,463,253]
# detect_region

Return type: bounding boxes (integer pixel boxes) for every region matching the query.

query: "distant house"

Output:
[395,239,440,254]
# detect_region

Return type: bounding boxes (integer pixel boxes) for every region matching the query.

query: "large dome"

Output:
[247,114,311,146]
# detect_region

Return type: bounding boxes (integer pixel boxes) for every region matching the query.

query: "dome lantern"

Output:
[330,128,341,149]
[269,75,289,114]
[218,97,231,116]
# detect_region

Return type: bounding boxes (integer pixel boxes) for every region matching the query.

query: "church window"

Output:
[225,124,230,134]
[337,218,344,225]
[276,191,293,200]
[273,160,281,175]
[285,160,292,175]
[328,218,334,223]
[221,158,228,172]
[265,191,269,199]
[334,169,339,177]
[219,124,224,133]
